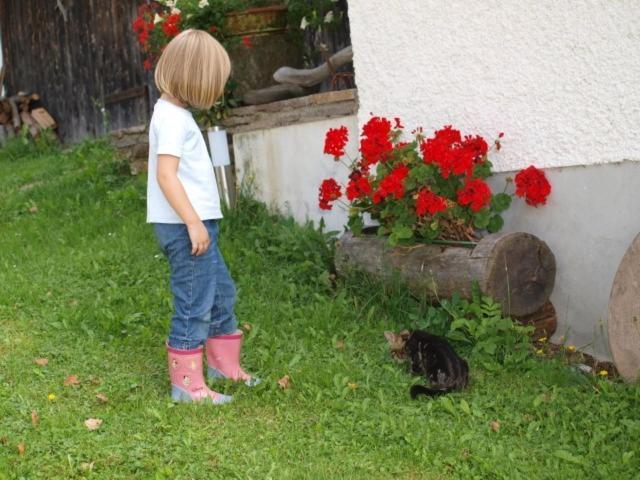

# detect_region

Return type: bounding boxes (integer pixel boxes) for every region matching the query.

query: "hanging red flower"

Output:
[162,13,182,38]
[324,126,349,158]
[318,178,342,210]
[514,166,551,206]
[415,189,447,216]
[360,116,393,167]
[457,178,492,212]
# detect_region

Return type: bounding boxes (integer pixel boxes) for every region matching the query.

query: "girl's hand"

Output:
[187,221,210,256]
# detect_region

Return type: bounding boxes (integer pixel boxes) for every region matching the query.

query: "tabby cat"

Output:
[384,329,469,398]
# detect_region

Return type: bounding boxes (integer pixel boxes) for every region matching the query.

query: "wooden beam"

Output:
[104,86,147,105]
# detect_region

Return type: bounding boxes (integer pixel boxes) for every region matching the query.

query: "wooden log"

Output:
[7,96,20,129]
[243,84,311,106]
[20,111,39,138]
[514,301,557,338]
[608,232,640,382]
[273,46,353,88]
[335,231,556,317]
[31,108,57,129]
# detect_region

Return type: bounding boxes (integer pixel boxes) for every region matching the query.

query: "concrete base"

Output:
[490,161,640,359]
[233,115,356,234]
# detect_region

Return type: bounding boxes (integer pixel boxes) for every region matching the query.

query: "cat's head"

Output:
[384,330,411,362]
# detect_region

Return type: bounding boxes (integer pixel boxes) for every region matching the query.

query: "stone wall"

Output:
[110,89,358,175]
[110,124,149,175]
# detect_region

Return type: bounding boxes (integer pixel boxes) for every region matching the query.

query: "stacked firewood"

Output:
[0,91,57,145]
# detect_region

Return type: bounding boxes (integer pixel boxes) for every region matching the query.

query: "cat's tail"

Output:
[410,385,454,398]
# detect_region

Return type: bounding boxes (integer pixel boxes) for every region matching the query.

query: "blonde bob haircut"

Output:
[154,29,231,110]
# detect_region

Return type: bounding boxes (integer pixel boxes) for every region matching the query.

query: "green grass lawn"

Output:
[0,140,639,479]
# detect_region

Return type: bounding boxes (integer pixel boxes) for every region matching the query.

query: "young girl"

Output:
[148,29,258,404]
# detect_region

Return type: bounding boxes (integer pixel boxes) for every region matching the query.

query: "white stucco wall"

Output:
[347,0,640,172]
[233,116,357,233]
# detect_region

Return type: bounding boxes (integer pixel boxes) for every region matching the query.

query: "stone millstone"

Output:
[608,233,640,382]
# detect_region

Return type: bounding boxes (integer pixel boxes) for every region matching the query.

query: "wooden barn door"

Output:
[0,0,153,142]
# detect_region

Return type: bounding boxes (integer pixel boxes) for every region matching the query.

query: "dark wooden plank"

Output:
[0,0,153,142]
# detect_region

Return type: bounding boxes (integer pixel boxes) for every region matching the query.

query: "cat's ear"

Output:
[383,331,397,344]
[400,330,411,340]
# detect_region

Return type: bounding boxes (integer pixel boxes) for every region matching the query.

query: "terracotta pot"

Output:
[226,5,288,36]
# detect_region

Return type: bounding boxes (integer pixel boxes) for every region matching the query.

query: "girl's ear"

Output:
[383,331,397,344]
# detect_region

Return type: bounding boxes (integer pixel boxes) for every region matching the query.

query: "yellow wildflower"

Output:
[536,349,544,355]
[538,337,547,343]
[566,345,576,353]
[47,393,56,401]
[598,370,608,377]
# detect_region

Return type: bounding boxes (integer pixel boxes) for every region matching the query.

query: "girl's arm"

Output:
[156,154,210,256]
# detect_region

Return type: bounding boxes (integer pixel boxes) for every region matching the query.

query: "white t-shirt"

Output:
[146,98,222,223]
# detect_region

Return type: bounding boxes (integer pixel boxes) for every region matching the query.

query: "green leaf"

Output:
[554,450,585,465]
[460,399,471,415]
[347,215,364,236]
[487,215,504,233]
[391,224,413,240]
[439,396,457,417]
[532,393,545,408]
[473,208,491,229]
[491,193,512,213]
[473,160,493,179]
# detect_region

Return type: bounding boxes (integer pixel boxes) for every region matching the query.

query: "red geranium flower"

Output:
[242,36,253,48]
[360,116,393,167]
[415,189,447,216]
[162,13,181,38]
[457,178,492,212]
[514,166,551,206]
[143,58,153,71]
[461,135,488,162]
[318,178,342,210]
[420,126,465,178]
[346,171,372,201]
[373,164,409,203]
[324,126,349,158]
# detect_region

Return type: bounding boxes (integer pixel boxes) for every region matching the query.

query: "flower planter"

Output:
[225,5,303,99]
[226,6,289,36]
[335,231,556,317]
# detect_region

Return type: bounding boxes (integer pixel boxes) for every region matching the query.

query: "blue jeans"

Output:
[154,220,238,350]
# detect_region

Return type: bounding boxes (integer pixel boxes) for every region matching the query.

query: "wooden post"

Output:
[335,231,556,317]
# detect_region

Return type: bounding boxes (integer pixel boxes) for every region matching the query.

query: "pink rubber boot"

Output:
[206,330,260,387]
[167,344,232,404]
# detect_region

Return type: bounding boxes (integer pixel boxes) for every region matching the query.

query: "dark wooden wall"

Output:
[0,0,154,142]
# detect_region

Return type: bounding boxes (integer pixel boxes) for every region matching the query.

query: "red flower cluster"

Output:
[242,36,253,48]
[415,189,447,216]
[132,12,154,47]
[514,166,551,206]
[420,126,488,178]
[372,164,409,204]
[346,171,372,201]
[360,116,393,167]
[162,13,182,38]
[324,126,349,158]
[318,178,342,210]
[457,178,492,212]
